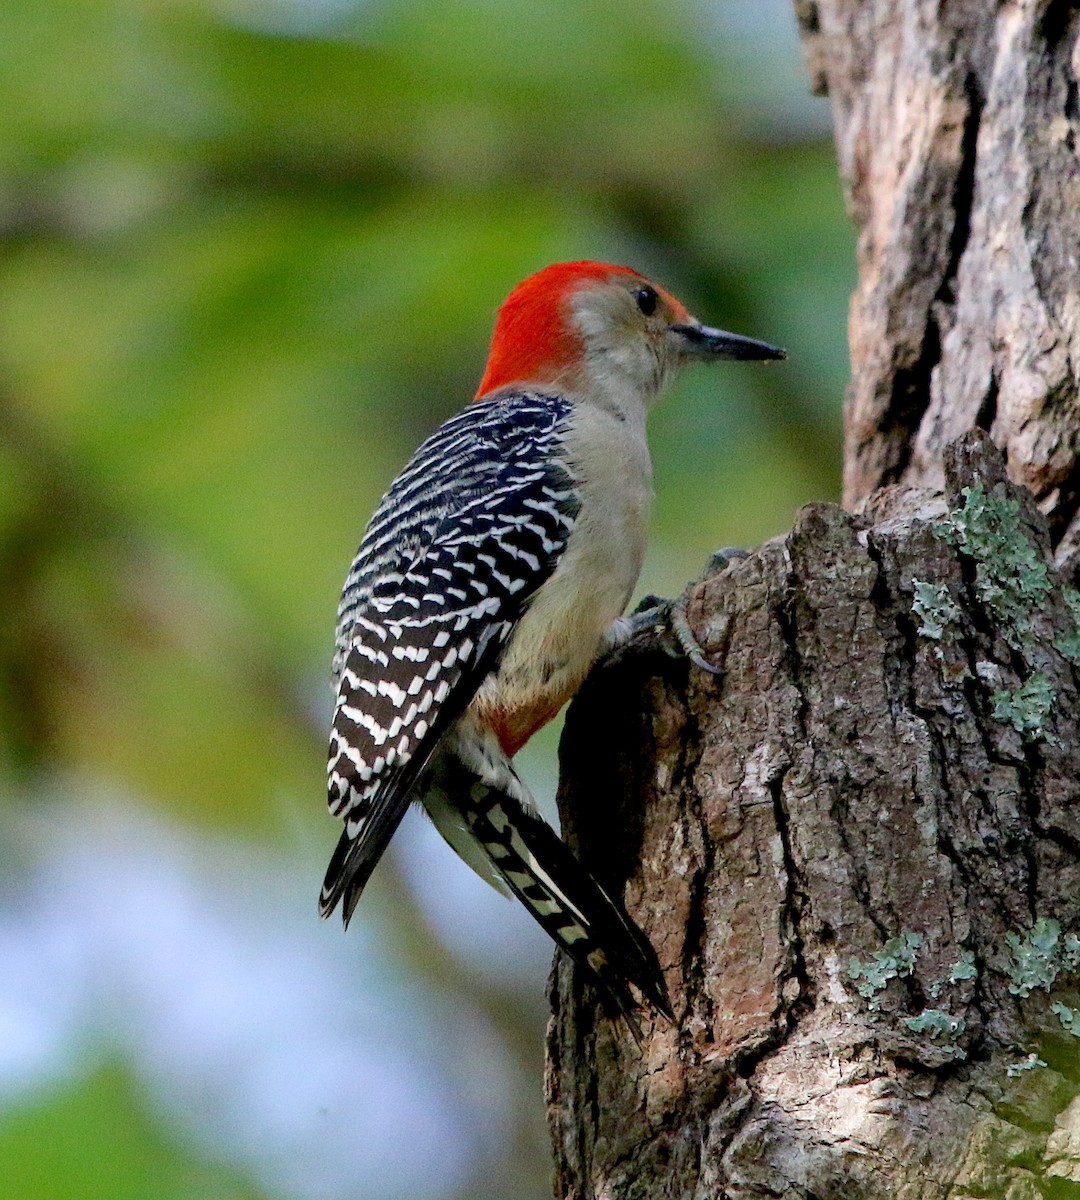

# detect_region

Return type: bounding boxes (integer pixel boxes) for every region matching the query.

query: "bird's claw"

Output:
[620,594,723,675]
[616,547,746,673]
[666,596,725,674]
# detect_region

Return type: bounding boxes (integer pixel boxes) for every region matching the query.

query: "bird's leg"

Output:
[602,548,747,674]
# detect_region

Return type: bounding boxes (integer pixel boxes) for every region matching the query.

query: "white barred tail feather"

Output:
[438,751,672,1032]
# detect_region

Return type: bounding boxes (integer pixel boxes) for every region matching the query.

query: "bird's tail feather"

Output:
[446,758,671,1034]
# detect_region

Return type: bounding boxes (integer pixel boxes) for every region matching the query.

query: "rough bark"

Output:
[796,0,1080,554]
[549,433,1080,1196]
[546,3,1080,1197]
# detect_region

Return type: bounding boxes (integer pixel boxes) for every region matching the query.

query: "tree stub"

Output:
[548,432,1080,1199]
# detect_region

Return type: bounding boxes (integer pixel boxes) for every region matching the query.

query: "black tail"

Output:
[446,763,672,1035]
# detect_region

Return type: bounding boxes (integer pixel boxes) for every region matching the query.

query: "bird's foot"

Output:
[621,594,723,674]
[605,547,747,674]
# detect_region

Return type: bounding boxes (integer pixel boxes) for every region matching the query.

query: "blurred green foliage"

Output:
[0,1064,262,1200]
[0,0,853,1196]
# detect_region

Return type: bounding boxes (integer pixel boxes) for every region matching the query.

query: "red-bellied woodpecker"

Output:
[320,261,783,1032]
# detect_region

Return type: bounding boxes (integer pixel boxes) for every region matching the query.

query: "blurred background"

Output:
[0,0,852,1196]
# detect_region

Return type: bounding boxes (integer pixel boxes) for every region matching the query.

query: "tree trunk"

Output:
[797,0,1080,543]
[545,4,1080,1197]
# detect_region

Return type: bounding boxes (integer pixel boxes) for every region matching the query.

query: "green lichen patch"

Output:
[1005,918,1079,997]
[911,578,962,641]
[1005,1053,1048,1076]
[1053,586,1080,667]
[935,484,1051,651]
[992,672,1058,744]
[1050,1001,1080,1037]
[949,950,979,983]
[849,931,922,1010]
[1063,934,1080,972]
[903,1007,966,1058]
[930,949,979,998]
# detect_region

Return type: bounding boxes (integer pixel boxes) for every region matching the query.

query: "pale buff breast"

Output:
[471,401,653,756]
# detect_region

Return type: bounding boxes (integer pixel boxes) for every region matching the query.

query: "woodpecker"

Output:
[321,261,783,1032]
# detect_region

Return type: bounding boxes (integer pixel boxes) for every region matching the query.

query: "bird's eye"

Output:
[634,285,658,317]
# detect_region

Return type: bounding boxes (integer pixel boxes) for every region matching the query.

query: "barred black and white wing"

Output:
[320,391,580,922]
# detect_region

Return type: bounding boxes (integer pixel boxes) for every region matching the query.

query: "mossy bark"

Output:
[546,2,1080,1195]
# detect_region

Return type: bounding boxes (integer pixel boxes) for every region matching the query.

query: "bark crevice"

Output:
[549,433,1080,1198]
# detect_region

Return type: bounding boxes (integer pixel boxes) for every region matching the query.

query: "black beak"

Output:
[671,323,786,362]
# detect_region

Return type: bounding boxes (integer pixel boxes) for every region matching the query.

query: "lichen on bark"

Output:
[547,435,1080,1198]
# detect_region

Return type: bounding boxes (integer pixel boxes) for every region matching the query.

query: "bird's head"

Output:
[475,261,784,413]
